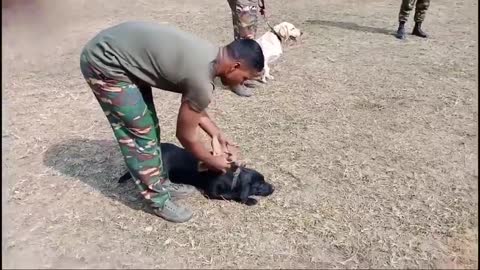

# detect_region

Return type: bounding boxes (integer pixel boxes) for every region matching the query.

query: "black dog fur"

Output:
[118,143,274,206]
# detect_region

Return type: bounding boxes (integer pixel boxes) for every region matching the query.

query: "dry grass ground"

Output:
[2,0,478,268]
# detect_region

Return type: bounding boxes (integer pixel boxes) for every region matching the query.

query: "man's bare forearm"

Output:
[177,101,214,163]
[176,130,212,162]
[199,111,221,138]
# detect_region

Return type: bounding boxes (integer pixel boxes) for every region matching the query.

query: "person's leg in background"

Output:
[412,0,430,38]
[228,0,259,97]
[396,0,415,39]
[228,0,259,40]
[80,55,194,223]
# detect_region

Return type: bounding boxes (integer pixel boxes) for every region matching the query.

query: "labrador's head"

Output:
[273,22,303,41]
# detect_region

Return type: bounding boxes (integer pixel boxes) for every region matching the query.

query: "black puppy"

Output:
[118,143,274,206]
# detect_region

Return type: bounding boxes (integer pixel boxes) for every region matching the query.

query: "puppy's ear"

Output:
[239,183,251,204]
[239,172,253,204]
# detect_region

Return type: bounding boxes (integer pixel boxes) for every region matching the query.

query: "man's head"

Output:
[216,39,264,87]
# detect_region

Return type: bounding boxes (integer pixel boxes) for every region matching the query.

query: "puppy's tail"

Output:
[118,171,133,183]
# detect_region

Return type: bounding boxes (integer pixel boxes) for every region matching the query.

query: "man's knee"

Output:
[416,0,430,11]
[400,0,415,11]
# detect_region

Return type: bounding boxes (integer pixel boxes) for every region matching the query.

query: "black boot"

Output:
[395,21,406,40]
[412,22,428,38]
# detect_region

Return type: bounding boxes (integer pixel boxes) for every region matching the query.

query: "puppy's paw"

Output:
[245,198,258,206]
[260,77,268,83]
[266,74,275,80]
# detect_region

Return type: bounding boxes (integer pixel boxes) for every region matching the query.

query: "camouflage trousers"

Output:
[80,54,171,208]
[228,0,259,39]
[399,0,430,23]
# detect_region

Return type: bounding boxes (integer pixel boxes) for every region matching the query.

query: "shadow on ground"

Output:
[43,138,149,212]
[306,19,394,35]
[43,139,264,212]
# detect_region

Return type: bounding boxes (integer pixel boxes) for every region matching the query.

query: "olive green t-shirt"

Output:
[82,21,218,112]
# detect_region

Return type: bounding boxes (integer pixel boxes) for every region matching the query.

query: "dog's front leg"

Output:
[261,62,269,83]
[264,64,274,81]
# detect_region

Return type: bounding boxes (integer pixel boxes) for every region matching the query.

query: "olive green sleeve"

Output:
[183,79,215,112]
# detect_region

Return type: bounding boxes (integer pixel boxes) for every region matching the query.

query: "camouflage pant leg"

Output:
[138,84,162,147]
[399,0,416,22]
[80,55,170,208]
[413,0,430,23]
[228,0,259,39]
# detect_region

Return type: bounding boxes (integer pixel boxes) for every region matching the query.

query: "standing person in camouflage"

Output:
[395,0,430,40]
[80,21,264,223]
[227,0,265,97]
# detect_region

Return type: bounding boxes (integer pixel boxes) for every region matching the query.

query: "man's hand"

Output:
[204,154,231,174]
[217,133,237,152]
[199,111,239,158]
[216,134,243,165]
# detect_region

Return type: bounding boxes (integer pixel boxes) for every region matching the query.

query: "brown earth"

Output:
[2,0,478,268]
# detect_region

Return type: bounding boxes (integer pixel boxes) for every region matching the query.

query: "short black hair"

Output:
[225,39,264,72]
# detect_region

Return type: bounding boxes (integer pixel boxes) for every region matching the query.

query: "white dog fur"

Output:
[256,22,302,83]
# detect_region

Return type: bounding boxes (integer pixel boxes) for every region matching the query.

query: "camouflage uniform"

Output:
[228,0,259,40]
[80,54,171,208]
[399,0,430,23]
[227,0,260,97]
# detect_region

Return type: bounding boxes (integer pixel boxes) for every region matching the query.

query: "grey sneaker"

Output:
[153,199,193,223]
[230,84,253,97]
[162,181,197,199]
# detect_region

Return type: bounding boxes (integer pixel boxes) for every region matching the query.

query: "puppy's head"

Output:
[273,22,303,41]
[206,167,274,206]
[237,167,274,204]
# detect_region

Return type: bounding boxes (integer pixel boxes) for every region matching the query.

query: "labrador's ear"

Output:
[274,23,289,41]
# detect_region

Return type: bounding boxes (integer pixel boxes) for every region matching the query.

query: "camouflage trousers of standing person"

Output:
[79,53,171,208]
[399,0,430,23]
[228,0,259,39]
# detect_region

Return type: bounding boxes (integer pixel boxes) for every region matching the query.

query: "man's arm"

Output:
[199,111,238,151]
[199,111,221,138]
[176,100,230,172]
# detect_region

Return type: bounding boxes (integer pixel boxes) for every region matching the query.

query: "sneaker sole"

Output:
[155,211,193,223]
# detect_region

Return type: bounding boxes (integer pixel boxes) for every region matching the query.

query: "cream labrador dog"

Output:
[256,22,302,83]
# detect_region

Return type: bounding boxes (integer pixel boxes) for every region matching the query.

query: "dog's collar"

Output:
[270,28,283,42]
[263,16,282,42]
[230,161,245,190]
[231,166,242,190]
